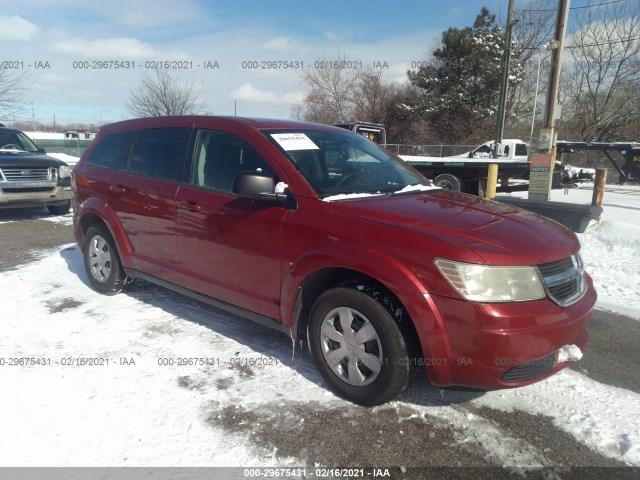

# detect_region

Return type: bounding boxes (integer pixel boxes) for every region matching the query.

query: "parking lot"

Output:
[1,208,639,479]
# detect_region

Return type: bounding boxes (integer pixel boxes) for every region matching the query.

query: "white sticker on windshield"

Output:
[271,133,319,151]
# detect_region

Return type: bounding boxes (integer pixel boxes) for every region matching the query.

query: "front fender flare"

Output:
[281,241,453,375]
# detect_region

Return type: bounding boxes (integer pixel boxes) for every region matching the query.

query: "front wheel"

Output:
[47,201,71,216]
[307,287,413,406]
[83,224,131,295]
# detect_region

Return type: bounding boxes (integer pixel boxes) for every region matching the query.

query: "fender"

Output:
[76,197,134,268]
[280,240,453,374]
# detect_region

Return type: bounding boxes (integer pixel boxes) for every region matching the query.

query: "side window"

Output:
[128,128,191,182]
[515,143,528,156]
[86,131,136,169]
[192,130,274,193]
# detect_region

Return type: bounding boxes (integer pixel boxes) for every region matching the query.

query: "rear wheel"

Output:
[307,287,412,406]
[47,201,71,215]
[83,224,131,295]
[434,173,463,192]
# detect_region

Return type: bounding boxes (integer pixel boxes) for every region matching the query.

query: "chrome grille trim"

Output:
[536,254,587,306]
[0,167,53,181]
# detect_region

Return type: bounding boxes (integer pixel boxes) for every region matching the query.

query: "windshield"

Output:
[0,131,41,153]
[264,129,432,198]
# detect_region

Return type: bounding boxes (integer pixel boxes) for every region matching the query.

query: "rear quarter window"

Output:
[86,131,137,170]
[128,128,192,182]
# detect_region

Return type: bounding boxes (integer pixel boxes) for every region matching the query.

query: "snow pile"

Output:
[578,219,640,316]
[47,152,80,166]
[393,184,439,193]
[557,344,583,363]
[322,192,384,202]
[564,165,596,180]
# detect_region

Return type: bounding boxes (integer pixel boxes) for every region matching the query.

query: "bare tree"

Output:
[0,67,29,119]
[506,0,557,136]
[513,0,557,65]
[295,55,359,124]
[294,56,424,143]
[352,69,424,143]
[126,69,207,117]
[561,0,640,141]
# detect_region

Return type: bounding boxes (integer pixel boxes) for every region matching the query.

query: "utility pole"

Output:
[487,0,516,198]
[495,0,516,149]
[529,0,570,201]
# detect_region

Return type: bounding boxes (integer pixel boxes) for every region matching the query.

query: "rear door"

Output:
[109,127,192,280]
[175,128,288,319]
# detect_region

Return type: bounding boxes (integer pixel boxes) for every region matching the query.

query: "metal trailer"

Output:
[556,141,640,185]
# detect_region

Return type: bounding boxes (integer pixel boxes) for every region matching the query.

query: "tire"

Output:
[83,224,131,295]
[47,201,71,216]
[307,287,413,406]
[434,173,463,192]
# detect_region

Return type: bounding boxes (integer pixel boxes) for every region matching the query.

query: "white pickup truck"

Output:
[400,139,530,194]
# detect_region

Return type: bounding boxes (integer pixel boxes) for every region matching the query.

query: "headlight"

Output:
[59,165,72,178]
[435,258,546,302]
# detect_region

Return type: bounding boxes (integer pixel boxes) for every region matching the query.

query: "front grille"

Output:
[536,254,587,306]
[0,167,52,181]
[501,353,556,383]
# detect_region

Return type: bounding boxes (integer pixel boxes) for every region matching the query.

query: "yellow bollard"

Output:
[486,164,498,199]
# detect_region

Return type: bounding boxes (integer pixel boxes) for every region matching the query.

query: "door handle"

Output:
[109,185,126,193]
[178,200,202,212]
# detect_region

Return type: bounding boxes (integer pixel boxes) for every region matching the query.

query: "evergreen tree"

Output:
[407,8,523,144]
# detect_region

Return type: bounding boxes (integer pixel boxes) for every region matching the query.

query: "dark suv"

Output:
[72,116,596,406]
[0,126,72,215]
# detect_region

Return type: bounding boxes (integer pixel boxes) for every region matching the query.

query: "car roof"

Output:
[98,116,343,134]
[0,127,24,134]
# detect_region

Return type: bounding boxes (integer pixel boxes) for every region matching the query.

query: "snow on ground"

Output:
[473,370,640,465]
[1,183,639,467]
[402,368,640,467]
[0,245,339,466]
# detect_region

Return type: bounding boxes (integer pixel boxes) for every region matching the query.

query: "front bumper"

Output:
[0,183,72,209]
[411,274,596,389]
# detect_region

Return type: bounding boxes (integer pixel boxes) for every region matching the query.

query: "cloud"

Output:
[324,31,350,42]
[33,73,73,91]
[262,36,300,52]
[118,2,200,28]
[229,83,302,104]
[66,0,204,28]
[0,15,39,42]
[50,37,155,58]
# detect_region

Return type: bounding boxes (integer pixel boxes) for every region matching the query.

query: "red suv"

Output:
[72,116,596,406]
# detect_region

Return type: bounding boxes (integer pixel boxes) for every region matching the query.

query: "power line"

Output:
[520,35,640,50]
[565,35,640,48]
[519,0,626,13]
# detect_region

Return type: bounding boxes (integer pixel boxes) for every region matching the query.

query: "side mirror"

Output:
[233,171,288,205]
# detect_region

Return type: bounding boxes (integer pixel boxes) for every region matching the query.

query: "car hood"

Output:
[329,190,581,265]
[0,153,67,168]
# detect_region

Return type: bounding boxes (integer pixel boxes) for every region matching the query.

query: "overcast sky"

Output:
[2,0,593,127]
